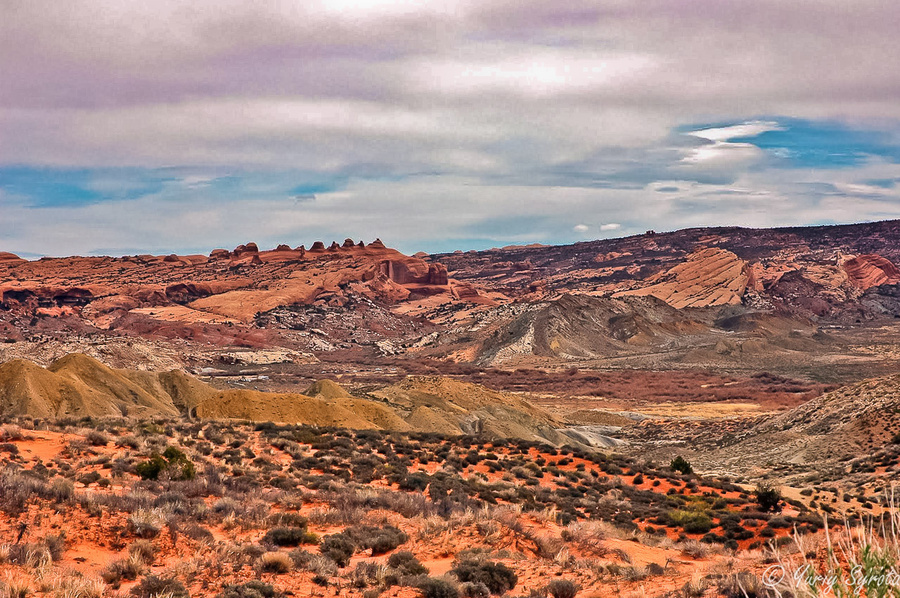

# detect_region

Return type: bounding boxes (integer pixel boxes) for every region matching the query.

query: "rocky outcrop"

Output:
[377,260,449,286]
[429,220,900,323]
[842,254,900,290]
[0,252,24,265]
[615,248,752,308]
[0,240,470,327]
[233,242,259,256]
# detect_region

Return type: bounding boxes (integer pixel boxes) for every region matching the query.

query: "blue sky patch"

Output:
[728,118,900,169]
[0,167,353,209]
[0,167,172,207]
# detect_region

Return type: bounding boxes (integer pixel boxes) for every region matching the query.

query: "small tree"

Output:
[755,483,782,513]
[670,456,693,475]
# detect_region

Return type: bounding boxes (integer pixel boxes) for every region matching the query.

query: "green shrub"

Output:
[135,446,195,481]
[451,561,518,595]
[546,579,579,598]
[388,551,428,576]
[670,456,693,475]
[667,510,713,534]
[754,484,782,513]
[262,527,319,547]
[218,581,281,598]
[131,575,189,598]
[418,578,459,598]
[320,533,355,567]
[460,582,490,598]
[346,525,408,555]
[135,455,167,480]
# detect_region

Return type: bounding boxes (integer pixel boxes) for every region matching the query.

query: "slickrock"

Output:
[842,254,900,289]
[615,248,752,308]
[0,252,25,264]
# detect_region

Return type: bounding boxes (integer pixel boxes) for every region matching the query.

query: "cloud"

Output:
[573,224,590,232]
[600,223,621,231]
[688,122,784,144]
[1,0,900,254]
[680,121,783,168]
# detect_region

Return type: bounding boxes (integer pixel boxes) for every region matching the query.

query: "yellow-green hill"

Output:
[0,355,585,446]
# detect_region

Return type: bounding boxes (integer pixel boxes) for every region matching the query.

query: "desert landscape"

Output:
[5,2,900,596]
[3,221,900,597]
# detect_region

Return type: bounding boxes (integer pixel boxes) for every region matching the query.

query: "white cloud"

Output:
[414,50,657,97]
[2,0,900,254]
[680,120,783,169]
[688,121,784,143]
[573,224,590,232]
[600,223,621,231]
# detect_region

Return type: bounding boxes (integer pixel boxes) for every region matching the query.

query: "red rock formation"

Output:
[616,248,752,308]
[309,241,326,251]
[231,243,260,258]
[0,239,463,326]
[377,260,448,286]
[165,282,214,303]
[0,252,24,264]
[842,254,900,290]
[452,281,482,300]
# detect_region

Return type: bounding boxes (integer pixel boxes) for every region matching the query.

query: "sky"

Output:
[2,1,900,257]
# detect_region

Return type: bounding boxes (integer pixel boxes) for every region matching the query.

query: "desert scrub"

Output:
[1,570,33,598]
[349,562,387,588]
[545,579,580,598]
[767,509,900,598]
[754,483,783,513]
[417,577,459,598]
[101,554,145,586]
[345,525,408,555]
[85,429,109,446]
[388,551,429,576]
[48,573,106,598]
[135,446,195,481]
[131,574,189,598]
[218,581,282,598]
[129,540,158,563]
[669,456,693,475]
[262,527,319,547]
[128,508,166,539]
[320,533,355,567]
[664,510,714,535]
[450,560,518,595]
[717,572,764,598]
[258,551,293,574]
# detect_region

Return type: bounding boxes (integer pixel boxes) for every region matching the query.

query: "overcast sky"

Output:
[2,0,900,257]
